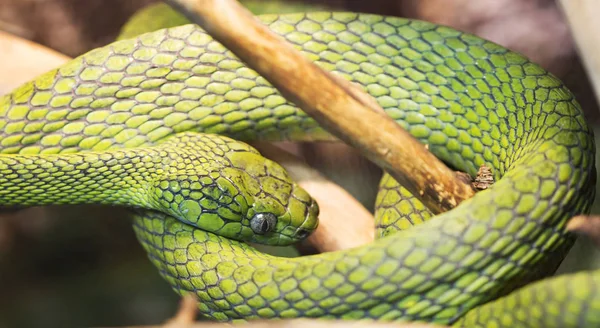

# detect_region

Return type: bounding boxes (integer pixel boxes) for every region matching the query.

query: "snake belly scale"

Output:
[0,12,596,326]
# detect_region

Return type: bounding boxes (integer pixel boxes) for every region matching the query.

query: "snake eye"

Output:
[250,213,277,235]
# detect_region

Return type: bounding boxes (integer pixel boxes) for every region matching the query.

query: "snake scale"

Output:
[0,12,597,327]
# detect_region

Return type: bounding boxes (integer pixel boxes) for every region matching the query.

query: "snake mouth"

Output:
[278,228,313,244]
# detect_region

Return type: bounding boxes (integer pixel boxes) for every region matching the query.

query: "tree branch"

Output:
[567,215,600,248]
[165,0,476,214]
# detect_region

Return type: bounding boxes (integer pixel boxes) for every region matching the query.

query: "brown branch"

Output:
[162,294,199,328]
[567,215,600,248]
[472,165,494,190]
[165,0,476,214]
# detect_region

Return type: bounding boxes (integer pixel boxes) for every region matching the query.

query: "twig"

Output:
[567,215,600,248]
[163,294,199,328]
[472,165,494,190]
[558,0,600,106]
[165,0,476,214]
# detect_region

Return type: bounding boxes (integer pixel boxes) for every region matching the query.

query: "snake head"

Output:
[223,150,320,246]
[152,135,318,246]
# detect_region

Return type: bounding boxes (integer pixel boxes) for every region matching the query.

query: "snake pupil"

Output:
[261,220,270,232]
[250,213,277,235]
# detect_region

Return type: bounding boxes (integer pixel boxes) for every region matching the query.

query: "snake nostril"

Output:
[296,228,311,239]
[307,199,319,219]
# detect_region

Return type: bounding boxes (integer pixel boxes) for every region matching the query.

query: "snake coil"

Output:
[0,12,596,327]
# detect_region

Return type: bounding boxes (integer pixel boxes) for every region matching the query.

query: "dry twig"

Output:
[567,215,600,248]
[472,165,494,190]
[163,294,200,328]
[165,0,476,214]
[558,0,600,105]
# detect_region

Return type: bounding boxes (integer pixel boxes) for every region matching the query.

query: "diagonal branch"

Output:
[165,0,476,214]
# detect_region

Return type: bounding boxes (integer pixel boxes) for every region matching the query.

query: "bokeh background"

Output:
[1,0,599,327]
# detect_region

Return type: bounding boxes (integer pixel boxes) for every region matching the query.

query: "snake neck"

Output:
[0,143,161,208]
[0,133,232,207]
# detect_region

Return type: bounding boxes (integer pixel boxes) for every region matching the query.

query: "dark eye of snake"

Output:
[250,213,277,235]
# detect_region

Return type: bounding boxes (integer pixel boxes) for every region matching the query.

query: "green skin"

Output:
[456,269,600,327]
[0,12,597,326]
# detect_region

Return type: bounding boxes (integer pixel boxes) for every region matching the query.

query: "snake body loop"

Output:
[0,12,596,326]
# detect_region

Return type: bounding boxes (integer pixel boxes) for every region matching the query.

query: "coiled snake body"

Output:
[0,12,597,327]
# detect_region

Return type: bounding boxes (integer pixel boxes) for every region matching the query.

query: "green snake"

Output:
[0,12,597,327]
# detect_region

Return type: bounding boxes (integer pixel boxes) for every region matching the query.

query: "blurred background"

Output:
[0,0,599,327]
